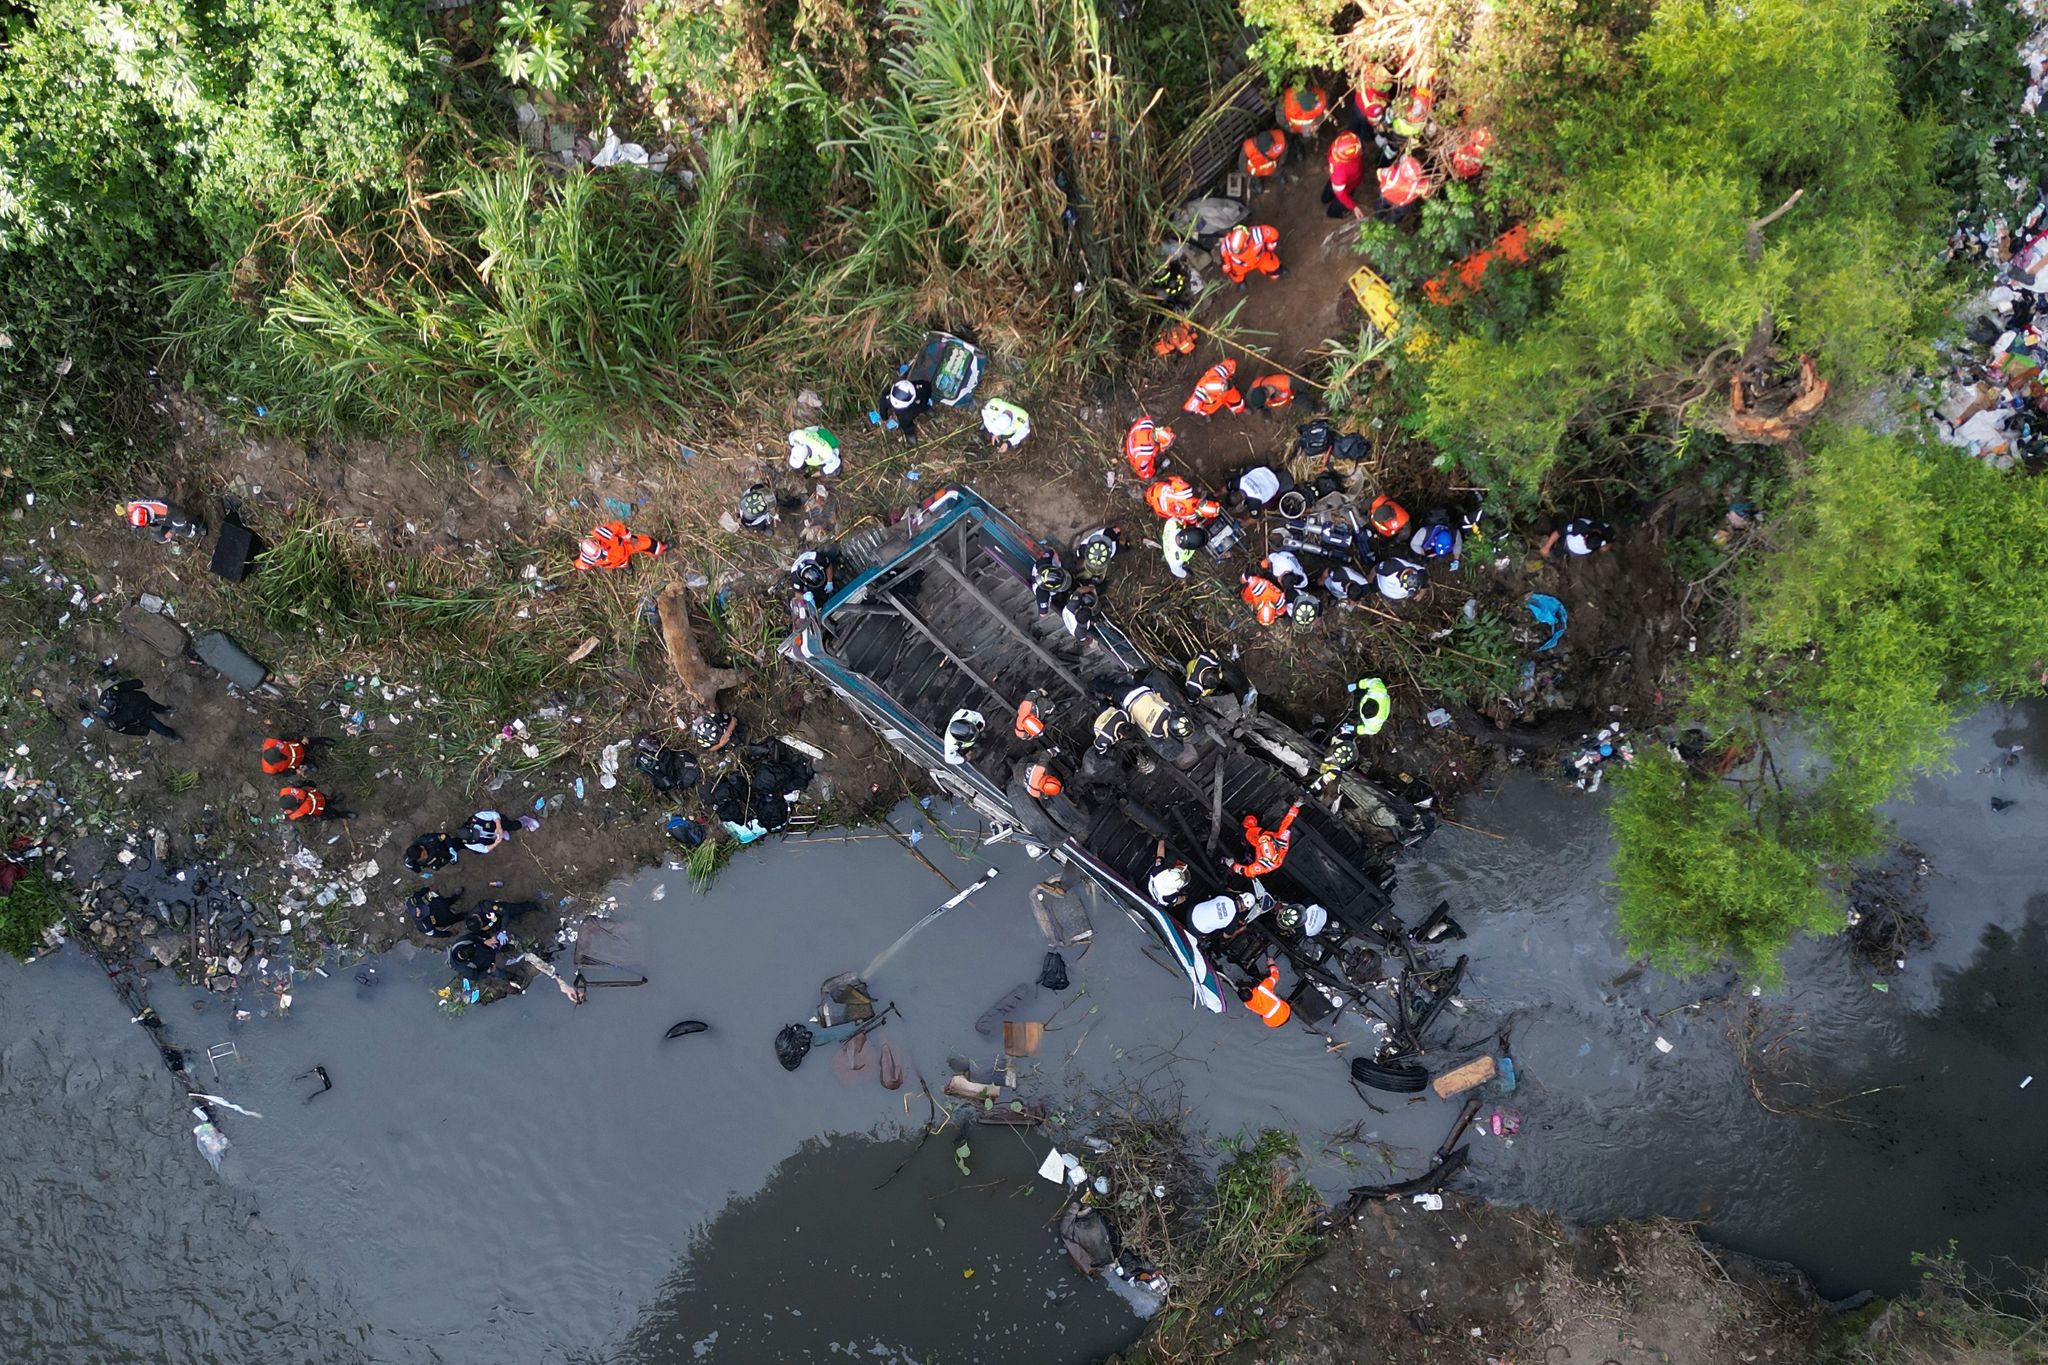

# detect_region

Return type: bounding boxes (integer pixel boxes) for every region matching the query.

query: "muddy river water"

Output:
[4,705,2046,1363]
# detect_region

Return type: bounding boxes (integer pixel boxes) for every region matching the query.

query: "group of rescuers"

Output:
[937,647,1407,1029]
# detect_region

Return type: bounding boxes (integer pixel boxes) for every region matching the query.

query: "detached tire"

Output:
[1350,1056,1429,1093]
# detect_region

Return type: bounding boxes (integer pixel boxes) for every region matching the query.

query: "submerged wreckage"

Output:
[784,486,1464,1056]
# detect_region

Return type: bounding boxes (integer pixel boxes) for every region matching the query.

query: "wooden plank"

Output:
[1431,1056,1497,1098]
[927,553,1090,697]
[883,591,1014,713]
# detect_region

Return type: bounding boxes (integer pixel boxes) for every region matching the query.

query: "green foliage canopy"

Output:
[1414,0,1949,493]
[1610,748,1836,984]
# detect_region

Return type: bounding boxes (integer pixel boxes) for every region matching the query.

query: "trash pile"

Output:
[1930,0,2048,474]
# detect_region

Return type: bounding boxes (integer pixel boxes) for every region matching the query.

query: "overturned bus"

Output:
[781,485,1447,1033]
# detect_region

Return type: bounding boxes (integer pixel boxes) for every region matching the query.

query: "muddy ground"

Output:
[0,151,1701,1000]
[1196,1195,1837,1365]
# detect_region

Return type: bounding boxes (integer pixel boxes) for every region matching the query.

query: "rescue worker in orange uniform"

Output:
[1378,153,1428,212]
[1368,495,1410,541]
[1152,321,1197,357]
[1124,416,1177,479]
[1348,67,1393,132]
[1244,374,1294,415]
[1239,570,1291,627]
[1183,359,1246,418]
[1231,802,1300,878]
[1241,960,1292,1028]
[1217,225,1284,286]
[1323,130,1370,219]
[260,735,334,776]
[1279,84,1329,137]
[575,521,667,572]
[279,786,344,822]
[1146,476,1222,525]
[1013,690,1052,742]
[1240,128,1287,182]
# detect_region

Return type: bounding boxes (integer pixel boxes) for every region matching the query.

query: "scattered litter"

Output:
[1411,1193,1444,1211]
[1654,1036,1674,1054]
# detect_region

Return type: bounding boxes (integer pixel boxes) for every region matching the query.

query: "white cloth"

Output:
[1189,895,1237,934]
[1266,550,1306,588]
[1147,863,1190,903]
[1300,903,1328,936]
[1236,465,1282,505]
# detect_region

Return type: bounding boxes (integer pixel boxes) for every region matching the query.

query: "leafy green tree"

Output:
[1613,428,2048,979]
[1610,748,1837,984]
[1412,0,1948,494]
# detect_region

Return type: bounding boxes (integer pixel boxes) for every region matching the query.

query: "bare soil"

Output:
[1199,1195,1835,1365]
[2,156,1697,994]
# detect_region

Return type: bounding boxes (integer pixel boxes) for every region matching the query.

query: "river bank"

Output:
[6,705,2046,1362]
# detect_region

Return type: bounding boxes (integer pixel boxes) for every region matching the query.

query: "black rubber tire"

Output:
[1350,1056,1429,1093]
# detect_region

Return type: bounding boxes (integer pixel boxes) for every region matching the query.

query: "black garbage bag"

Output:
[746,739,816,794]
[1037,951,1070,992]
[775,1023,814,1072]
[708,773,750,824]
[636,747,701,795]
[749,788,792,832]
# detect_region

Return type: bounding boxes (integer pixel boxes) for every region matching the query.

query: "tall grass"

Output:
[165,0,1172,470]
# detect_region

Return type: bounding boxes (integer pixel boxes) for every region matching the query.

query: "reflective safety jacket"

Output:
[1152,322,1197,358]
[980,399,1031,448]
[1161,518,1199,580]
[1232,803,1300,878]
[1124,417,1175,479]
[1240,573,1289,627]
[261,738,306,776]
[1121,685,1175,739]
[1217,226,1282,284]
[1147,476,1222,524]
[1349,676,1392,736]
[1183,361,1246,417]
[577,521,665,571]
[787,426,843,477]
[1241,128,1287,178]
[1378,154,1428,208]
[1245,962,1292,1027]
[279,786,326,821]
[1280,85,1329,135]
[1014,695,1047,741]
[1246,375,1294,413]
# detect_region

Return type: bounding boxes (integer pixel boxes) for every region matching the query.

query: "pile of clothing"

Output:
[704,739,816,835]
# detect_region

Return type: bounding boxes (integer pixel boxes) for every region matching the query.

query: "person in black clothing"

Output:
[93,679,180,740]
[446,930,507,980]
[407,887,466,938]
[405,833,462,874]
[880,378,933,440]
[465,900,542,935]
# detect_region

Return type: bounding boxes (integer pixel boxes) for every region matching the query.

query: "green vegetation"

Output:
[0,867,64,962]
[1611,749,1837,984]
[1225,0,2038,980]
[1138,1130,1324,1362]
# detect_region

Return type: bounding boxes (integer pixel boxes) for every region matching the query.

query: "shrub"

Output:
[1610,749,1837,985]
[0,868,64,962]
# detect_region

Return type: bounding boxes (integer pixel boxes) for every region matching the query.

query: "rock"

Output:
[145,937,180,967]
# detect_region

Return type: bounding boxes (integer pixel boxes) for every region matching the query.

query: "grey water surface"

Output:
[5,705,2047,1362]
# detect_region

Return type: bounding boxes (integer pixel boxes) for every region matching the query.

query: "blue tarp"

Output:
[1525,593,1568,652]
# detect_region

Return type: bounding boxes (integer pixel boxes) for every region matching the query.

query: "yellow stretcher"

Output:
[1347,265,1401,337]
